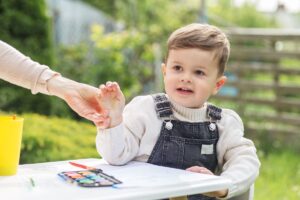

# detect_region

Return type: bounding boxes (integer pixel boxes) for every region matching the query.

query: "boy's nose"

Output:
[180,73,192,83]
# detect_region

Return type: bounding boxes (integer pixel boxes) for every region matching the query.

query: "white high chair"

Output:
[229,184,254,200]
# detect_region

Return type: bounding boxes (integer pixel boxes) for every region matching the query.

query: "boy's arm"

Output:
[96,95,154,165]
[217,110,260,199]
[96,83,143,165]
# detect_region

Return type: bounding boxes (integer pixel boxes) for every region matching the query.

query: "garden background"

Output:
[0,0,299,199]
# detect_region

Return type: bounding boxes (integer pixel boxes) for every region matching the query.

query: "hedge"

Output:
[19,113,100,164]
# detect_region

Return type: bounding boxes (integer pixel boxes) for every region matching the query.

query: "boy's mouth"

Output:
[176,87,193,93]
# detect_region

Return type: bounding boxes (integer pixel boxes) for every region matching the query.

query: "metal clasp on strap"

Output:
[209,122,216,131]
[165,121,173,130]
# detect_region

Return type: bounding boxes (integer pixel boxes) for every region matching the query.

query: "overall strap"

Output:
[206,104,222,121]
[152,93,173,120]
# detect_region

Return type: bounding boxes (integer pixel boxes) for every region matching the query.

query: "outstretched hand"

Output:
[63,82,110,126]
[47,76,109,126]
[186,166,228,198]
[97,81,125,129]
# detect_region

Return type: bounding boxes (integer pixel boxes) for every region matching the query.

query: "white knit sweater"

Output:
[96,95,260,199]
[0,40,57,95]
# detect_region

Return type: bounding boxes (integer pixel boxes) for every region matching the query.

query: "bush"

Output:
[20,113,99,164]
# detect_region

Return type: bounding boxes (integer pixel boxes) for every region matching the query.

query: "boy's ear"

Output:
[213,75,227,95]
[161,63,166,76]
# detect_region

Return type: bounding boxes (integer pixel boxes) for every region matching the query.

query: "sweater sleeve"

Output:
[96,95,154,165]
[0,40,59,95]
[216,109,260,199]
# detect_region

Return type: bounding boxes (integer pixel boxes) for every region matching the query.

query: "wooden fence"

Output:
[212,28,300,148]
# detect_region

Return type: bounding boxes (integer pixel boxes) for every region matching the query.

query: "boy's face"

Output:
[162,48,227,108]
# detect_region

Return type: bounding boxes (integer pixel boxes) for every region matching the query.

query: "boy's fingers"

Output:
[93,114,108,121]
[98,109,109,118]
[95,117,110,129]
[85,113,102,121]
[114,82,121,90]
[111,83,119,92]
[186,166,203,172]
[99,84,105,90]
[106,81,113,88]
[186,166,212,174]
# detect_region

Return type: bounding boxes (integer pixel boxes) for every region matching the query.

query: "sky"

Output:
[234,0,300,13]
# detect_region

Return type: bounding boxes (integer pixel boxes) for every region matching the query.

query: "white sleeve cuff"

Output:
[97,123,124,135]
[31,68,60,95]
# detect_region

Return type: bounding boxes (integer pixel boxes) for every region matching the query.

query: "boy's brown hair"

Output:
[166,23,230,76]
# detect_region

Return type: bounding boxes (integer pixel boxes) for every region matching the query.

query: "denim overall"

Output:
[147,94,222,200]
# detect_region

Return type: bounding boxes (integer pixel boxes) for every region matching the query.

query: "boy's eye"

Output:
[195,70,205,76]
[173,65,182,71]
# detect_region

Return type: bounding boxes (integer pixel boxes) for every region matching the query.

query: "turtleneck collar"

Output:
[168,97,208,122]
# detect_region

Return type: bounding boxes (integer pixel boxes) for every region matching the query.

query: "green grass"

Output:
[255,150,300,200]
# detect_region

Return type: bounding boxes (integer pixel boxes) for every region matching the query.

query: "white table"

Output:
[0,158,232,200]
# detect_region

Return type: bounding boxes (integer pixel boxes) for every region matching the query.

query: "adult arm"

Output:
[0,40,56,94]
[0,40,104,123]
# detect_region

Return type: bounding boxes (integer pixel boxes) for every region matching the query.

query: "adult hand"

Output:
[47,75,108,125]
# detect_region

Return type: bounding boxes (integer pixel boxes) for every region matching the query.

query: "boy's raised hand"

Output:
[186,166,228,198]
[97,81,125,129]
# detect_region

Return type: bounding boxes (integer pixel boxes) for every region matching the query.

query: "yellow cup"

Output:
[0,116,23,176]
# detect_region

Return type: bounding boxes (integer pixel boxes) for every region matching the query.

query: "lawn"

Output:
[255,150,300,200]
